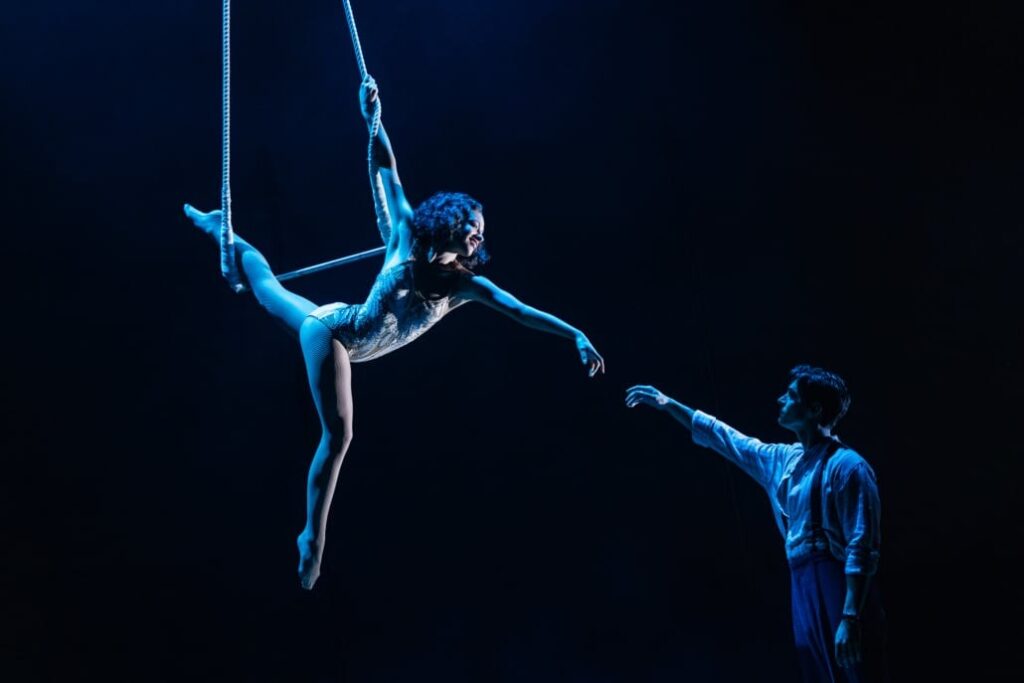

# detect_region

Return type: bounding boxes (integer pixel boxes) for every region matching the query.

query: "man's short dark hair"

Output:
[789,364,851,428]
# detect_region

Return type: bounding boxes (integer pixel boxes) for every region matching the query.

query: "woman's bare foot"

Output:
[183,203,223,238]
[183,203,251,291]
[296,529,323,590]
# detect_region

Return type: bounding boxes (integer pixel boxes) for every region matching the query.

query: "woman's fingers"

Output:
[583,350,605,377]
[360,77,379,104]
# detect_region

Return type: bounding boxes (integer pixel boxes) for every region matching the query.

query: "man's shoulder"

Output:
[829,446,877,480]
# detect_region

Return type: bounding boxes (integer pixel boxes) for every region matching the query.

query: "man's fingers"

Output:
[837,642,852,669]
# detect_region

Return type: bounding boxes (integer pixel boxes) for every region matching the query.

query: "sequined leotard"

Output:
[308,260,468,362]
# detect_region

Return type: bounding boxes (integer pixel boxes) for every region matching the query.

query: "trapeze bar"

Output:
[276,245,387,283]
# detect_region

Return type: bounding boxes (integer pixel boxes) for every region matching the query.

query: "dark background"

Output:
[2,1,1021,680]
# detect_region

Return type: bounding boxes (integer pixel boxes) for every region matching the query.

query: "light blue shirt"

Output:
[691,411,881,575]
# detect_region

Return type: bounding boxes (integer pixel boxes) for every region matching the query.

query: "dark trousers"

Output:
[789,552,888,683]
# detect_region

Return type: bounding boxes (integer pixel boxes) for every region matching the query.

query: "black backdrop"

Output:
[3,1,1021,680]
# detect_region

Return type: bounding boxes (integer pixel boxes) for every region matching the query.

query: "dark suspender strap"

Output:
[809,439,842,541]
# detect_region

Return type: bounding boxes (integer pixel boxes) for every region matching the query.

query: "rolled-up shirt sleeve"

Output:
[834,462,882,575]
[691,410,789,490]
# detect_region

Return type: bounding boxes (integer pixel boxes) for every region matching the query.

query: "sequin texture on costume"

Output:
[308,261,467,362]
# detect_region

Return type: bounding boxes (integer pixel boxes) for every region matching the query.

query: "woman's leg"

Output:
[296,316,354,590]
[183,203,317,335]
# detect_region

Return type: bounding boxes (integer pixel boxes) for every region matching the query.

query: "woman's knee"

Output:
[302,324,353,454]
[323,419,353,454]
[240,248,271,275]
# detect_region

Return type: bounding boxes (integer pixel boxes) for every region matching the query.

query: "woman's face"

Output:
[449,210,485,257]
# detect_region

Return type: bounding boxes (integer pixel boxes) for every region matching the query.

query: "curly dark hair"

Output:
[789,364,851,428]
[411,191,489,269]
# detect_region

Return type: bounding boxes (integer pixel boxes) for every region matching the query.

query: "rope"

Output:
[342,1,382,142]
[220,0,243,292]
[341,0,368,82]
[340,0,390,247]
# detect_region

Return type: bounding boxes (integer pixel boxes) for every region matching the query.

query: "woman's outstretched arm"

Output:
[456,275,605,377]
[360,77,414,252]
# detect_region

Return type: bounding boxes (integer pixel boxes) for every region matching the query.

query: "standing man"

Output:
[626,365,887,682]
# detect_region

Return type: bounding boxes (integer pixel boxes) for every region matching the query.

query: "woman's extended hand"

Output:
[359,76,380,123]
[576,334,605,377]
[625,385,671,410]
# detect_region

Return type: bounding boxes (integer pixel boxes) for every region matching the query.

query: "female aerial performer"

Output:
[185,77,605,590]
